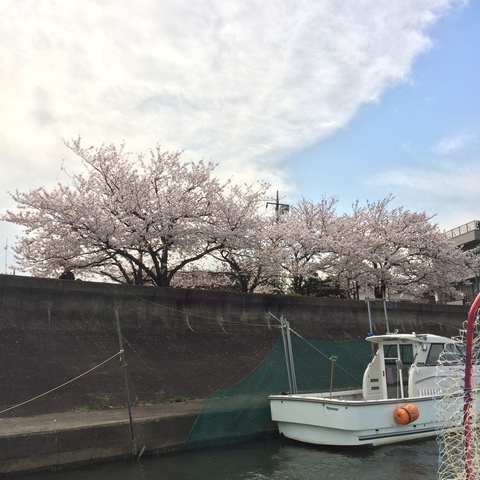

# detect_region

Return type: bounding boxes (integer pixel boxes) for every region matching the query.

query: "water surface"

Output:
[20,437,438,480]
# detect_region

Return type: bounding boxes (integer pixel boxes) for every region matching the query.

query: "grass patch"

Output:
[92,396,111,410]
[151,390,166,404]
[170,395,189,403]
[73,405,90,412]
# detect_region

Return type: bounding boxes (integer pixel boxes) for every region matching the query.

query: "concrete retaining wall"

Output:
[0,274,468,417]
[0,274,471,475]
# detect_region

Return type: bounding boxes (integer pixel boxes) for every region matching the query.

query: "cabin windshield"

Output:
[426,343,464,366]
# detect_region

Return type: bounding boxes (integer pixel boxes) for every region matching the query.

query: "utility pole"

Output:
[266,191,289,220]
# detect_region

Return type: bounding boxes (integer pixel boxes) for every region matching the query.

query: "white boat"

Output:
[269,302,480,447]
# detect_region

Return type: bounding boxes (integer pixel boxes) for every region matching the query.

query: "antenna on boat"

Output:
[366,295,373,335]
[383,300,390,333]
[365,286,390,334]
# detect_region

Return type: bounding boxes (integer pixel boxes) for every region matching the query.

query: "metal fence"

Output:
[445,220,480,239]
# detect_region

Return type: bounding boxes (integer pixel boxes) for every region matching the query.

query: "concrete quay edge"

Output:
[0,400,204,476]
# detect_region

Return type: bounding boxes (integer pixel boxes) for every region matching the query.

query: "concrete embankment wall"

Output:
[0,274,468,417]
[0,274,470,474]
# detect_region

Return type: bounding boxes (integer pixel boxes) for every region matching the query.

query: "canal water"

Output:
[19,437,438,480]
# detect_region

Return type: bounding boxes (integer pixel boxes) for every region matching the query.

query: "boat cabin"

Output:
[362,333,464,400]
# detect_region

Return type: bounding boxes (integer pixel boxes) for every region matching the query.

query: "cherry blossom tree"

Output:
[329,196,478,299]
[2,138,267,286]
[198,183,280,293]
[249,197,339,295]
[202,196,339,294]
[209,213,286,293]
[3,138,476,299]
[192,193,477,299]
[283,197,342,294]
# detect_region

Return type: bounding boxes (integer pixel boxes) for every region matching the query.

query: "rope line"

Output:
[0,350,123,415]
[288,327,362,383]
[107,285,277,328]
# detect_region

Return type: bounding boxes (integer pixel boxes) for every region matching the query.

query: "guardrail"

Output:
[445,220,480,239]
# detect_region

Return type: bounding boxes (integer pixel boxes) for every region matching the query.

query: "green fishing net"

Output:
[182,335,372,450]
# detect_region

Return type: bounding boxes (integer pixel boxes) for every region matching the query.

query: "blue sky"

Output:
[0,0,478,270]
[286,1,480,229]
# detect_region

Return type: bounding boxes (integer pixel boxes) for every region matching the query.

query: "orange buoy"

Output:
[394,404,419,425]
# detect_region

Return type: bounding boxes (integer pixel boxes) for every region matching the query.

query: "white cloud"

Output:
[433,131,478,155]
[0,0,466,215]
[366,157,480,230]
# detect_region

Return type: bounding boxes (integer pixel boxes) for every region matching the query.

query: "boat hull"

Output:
[269,393,438,446]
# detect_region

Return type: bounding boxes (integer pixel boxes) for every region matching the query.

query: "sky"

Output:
[1,0,479,271]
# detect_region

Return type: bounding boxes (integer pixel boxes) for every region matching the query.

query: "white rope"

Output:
[0,350,123,415]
